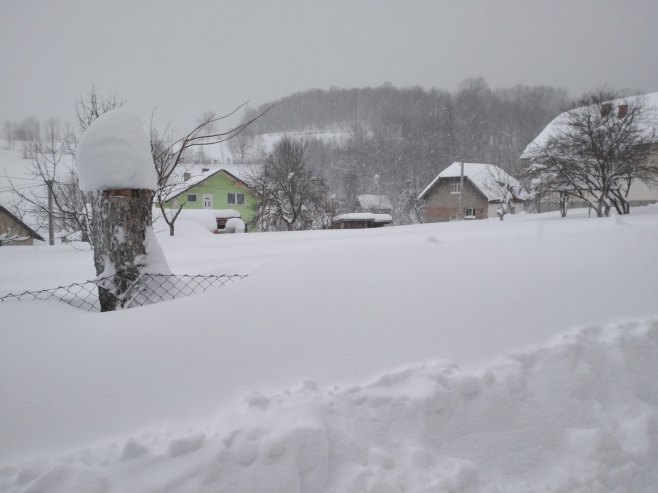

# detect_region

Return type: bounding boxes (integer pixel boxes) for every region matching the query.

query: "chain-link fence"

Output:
[0,273,247,312]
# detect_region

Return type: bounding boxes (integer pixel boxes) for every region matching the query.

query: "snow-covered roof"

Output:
[77,108,157,193]
[332,213,392,224]
[357,194,392,211]
[418,162,519,202]
[163,164,259,202]
[520,92,658,160]
[333,213,376,222]
[372,213,393,223]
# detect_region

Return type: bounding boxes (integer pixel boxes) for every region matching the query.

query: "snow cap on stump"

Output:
[77,108,157,193]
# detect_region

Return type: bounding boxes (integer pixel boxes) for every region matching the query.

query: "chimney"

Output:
[183,172,191,182]
[617,104,628,119]
[601,103,612,117]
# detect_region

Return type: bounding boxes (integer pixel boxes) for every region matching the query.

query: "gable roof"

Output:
[419,162,519,202]
[521,92,658,160]
[162,165,258,202]
[0,205,45,241]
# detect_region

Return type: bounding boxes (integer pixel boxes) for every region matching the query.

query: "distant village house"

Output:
[161,164,258,230]
[419,162,524,222]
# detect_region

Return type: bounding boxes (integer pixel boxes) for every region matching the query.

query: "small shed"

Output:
[214,209,242,231]
[331,213,393,229]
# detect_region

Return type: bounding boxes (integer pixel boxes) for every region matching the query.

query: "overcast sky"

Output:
[2,0,657,129]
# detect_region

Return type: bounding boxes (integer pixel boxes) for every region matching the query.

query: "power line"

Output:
[1,175,35,181]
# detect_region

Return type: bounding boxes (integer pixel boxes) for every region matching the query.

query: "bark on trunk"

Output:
[92,189,154,311]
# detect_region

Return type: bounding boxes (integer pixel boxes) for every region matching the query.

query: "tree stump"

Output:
[92,189,154,311]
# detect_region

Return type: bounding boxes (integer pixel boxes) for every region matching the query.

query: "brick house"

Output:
[418,162,524,222]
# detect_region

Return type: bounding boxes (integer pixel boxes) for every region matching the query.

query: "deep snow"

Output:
[1,206,658,492]
[77,108,157,193]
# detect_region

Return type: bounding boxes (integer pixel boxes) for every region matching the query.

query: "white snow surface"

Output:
[1,206,658,492]
[419,162,519,202]
[77,108,157,193]
[224,217,246,233]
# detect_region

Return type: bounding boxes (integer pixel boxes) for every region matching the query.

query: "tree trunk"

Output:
[169,223,175,236]
[91,189,154,311]
[559,192,568,217]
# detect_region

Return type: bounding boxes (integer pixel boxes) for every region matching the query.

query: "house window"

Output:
[451,182,461,193]
[187,194,197,202]
[464,208,476,217]
[601,103,612,117]
[228,193,244,205]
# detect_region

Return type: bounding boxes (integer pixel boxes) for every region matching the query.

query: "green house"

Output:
[162,166,258,226]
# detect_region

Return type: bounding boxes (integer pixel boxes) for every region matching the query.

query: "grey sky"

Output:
[2,0,657,129]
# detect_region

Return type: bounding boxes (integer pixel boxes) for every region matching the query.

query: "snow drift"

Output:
[1,318,656,492]
[2,205,658,492]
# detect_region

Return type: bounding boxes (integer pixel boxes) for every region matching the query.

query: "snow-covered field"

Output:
[1,207,658,492]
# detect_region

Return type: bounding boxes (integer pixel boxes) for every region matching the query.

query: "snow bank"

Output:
[77,108,157,193]
[225,217,246,233]
[1,319,656,492]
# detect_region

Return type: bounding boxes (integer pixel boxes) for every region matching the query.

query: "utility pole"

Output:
[46,179,54,245]
[459,161,464,220]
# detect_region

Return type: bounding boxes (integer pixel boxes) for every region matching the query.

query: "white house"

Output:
[521,92,658,210]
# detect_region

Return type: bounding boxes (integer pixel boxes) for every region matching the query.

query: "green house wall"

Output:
[163,171,257,225]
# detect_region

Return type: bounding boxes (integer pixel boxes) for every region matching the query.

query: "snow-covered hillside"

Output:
[1,207,658,492]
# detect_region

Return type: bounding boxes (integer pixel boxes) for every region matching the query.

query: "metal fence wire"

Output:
[0,273,247,312]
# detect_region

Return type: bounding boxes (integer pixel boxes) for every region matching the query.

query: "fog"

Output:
[1,0,657,126]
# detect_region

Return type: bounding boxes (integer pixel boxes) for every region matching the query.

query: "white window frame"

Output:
[450,182,461,194]
[227,193,236,204]
[202,194,213,209]
[236,193,245,205]
[464,208,476,217]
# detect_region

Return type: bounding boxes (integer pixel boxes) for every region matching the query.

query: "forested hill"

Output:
[245,79,568,167]
[243,80,568,222]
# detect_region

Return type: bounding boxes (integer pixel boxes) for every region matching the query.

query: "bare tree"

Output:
[395,179,424,224]
[2,120,16,150]
[483,165,519,221]
[8,118,94,244]
[248,136,328,231]
[75,85,124,132]
[6,88,122,246]
[0,228,30,246]
[152,104,273,236]
[229,127,253,163]
[525,90,658,217]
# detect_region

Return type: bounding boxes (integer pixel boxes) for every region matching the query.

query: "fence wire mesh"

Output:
[0,273,247,312]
